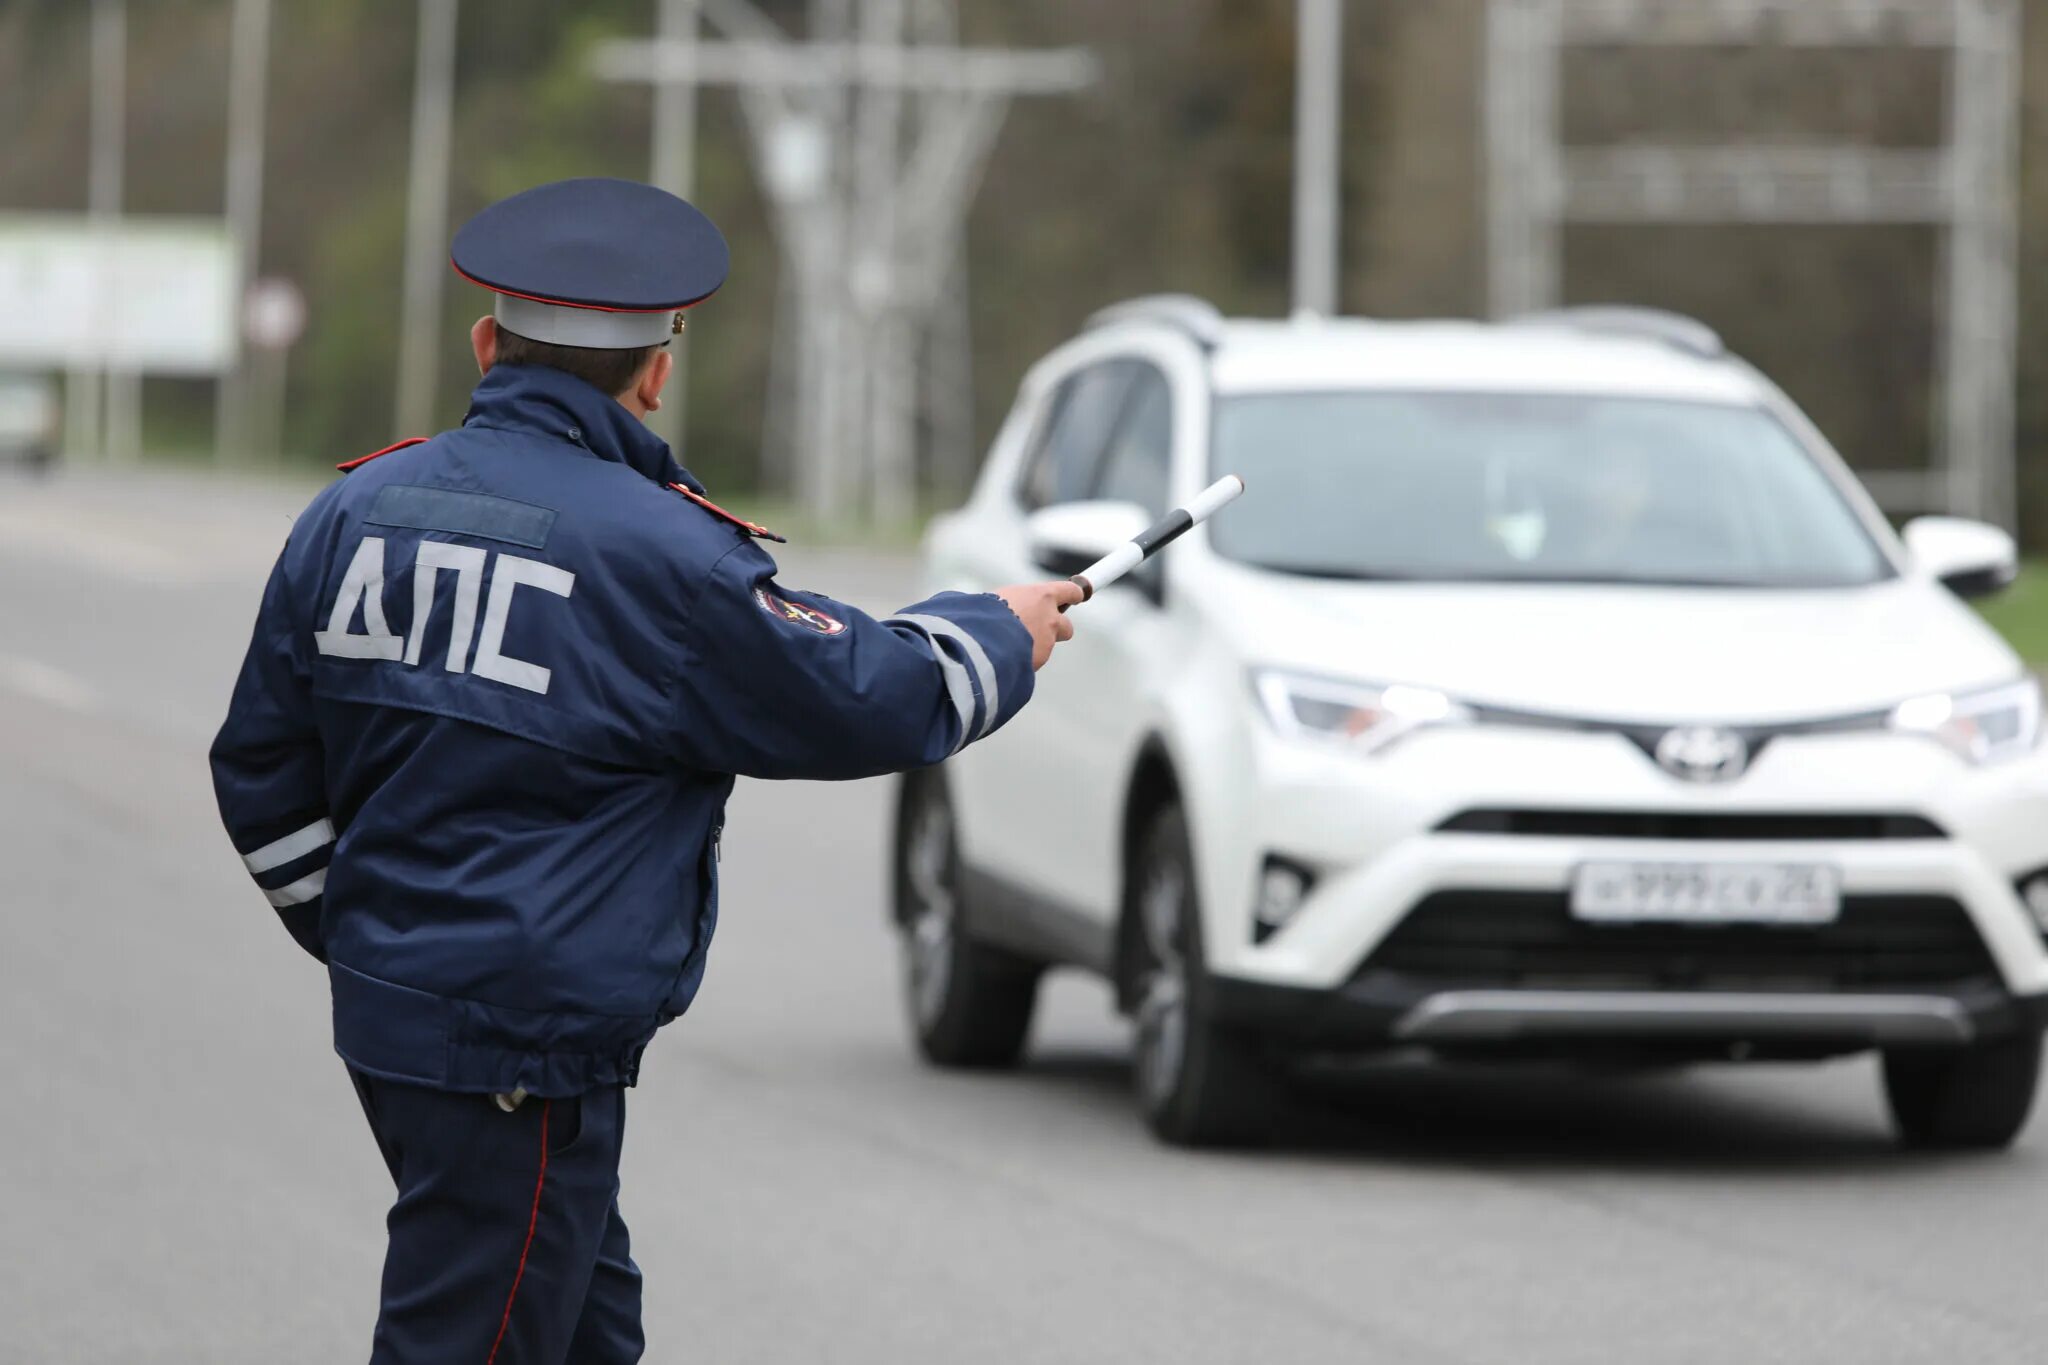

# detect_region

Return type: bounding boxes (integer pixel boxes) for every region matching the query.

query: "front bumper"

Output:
[1205,723,2048,996]
[1187,721,2048,1053]
[1209,973,2048,1053]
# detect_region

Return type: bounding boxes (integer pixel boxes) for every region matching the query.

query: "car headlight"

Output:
[1252,670,1471,755]
[1888,678,2041,765]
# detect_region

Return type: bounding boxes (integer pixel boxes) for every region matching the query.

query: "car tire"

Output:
[1882,1032,2043,1150]
[893,769,1040,1069]
[1128,801,1276,1147]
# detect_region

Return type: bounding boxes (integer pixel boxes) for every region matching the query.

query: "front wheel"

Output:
[1128,802,1276,1147]
[893,770,1040,1069]
[1882,1032,2042,1150]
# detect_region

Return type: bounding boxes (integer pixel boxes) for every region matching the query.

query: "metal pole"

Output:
[216,0,272,463]
[1484,0,1565,316]
[1484,0,1524,317]
[910,0,970,502]
[394,0,460,439]
[98,0,143,462]
[69,0,126,463]
[857,0,912,524]
[1940,0,2021,529]
[649,0,701,457]
[1977,0,2021,533]
[253,343,290,466]
[928,255,974,501]
[1291,0,1342,317]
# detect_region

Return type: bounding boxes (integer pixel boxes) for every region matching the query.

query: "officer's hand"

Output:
[994,581,1084,669]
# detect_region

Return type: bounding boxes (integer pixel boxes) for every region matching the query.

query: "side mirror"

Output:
[1902,516,2018,600]
[1026,499,1152,581]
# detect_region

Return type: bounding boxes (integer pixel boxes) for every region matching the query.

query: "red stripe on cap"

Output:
[452,260,713,315]
[336,436,429,472]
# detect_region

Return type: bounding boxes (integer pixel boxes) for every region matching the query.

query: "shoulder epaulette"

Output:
[667,483,787,543]
[337,437,430,472]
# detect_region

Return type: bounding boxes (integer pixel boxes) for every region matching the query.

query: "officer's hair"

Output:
[493,324,662,398]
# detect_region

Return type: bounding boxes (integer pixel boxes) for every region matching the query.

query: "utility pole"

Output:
[96,0,141,462]
[593,2,1095,525]
[68,0,126,464]
[394,0,460,440]
[910,0,976,501]
[216,0,272,463]
[648,0,701,457]
[1941,0,2021,530]
[1483,0,1560,317]
[1292,0,1344,318]
[853,0,911,522]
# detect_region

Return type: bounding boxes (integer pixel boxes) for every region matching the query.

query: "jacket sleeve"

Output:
[209,551,332,962]
[671,539,1037,780]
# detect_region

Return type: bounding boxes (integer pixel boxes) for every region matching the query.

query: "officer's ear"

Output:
[634,346,675,415]
[470,316,499,376]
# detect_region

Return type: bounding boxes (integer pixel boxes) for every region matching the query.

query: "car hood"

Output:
[1210,568,2021,723]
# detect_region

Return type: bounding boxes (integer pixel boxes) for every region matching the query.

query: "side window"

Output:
[1018,362,1135,511]
[1093,364,1173,515]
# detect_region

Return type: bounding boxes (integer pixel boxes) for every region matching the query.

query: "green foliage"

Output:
[1976,562,2048,666]
[14,0,2048,546]
[297,184,409,459]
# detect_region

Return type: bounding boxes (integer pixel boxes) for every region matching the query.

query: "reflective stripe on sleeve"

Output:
[264,868,327,908]
[242,817,337,876]
[892,614,1000,739]
[887,616,978,751]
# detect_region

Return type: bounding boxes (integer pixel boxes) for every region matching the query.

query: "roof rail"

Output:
[1511,305,1724,359]
[1083,294,1227,349]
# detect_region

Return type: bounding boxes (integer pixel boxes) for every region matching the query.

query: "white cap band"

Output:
[494,293,677,349]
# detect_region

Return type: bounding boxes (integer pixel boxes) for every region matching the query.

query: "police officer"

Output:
[209,177,1081,1363]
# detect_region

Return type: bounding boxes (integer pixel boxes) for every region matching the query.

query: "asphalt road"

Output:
[5,466,2048,1364]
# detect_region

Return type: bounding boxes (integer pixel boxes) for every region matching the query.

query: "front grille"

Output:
[1357,891,1997,992]
[1435,810,1947,841]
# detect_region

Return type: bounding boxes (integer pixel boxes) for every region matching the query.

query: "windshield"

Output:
[1210,392,1892,587]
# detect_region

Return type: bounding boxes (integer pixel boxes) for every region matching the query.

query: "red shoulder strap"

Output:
[668,483,787,543]
[337,436,430,472]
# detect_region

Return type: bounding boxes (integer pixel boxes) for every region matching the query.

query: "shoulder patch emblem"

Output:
[669,484,787,543]
[337,436,430,472]
[753,587,846,637]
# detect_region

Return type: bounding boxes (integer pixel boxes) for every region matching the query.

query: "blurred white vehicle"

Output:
[894,298,2048,1149]
[0,373,57,471]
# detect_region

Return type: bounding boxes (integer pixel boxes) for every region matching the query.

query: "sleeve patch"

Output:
[754,587,846,636]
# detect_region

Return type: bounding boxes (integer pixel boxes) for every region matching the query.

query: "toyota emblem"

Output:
[1653,726,1749,783]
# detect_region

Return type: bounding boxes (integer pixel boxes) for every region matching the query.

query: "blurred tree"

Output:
[5,0,2048,545]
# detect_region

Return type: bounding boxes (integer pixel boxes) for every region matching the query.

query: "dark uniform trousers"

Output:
[350,1070,643,1364]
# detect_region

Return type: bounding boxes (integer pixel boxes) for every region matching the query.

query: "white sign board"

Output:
[0,214,238,375]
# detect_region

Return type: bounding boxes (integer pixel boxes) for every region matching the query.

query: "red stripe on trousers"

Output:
[484,1100,550,1365]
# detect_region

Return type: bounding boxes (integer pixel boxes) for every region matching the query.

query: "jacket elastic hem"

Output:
[329,960,656,1098]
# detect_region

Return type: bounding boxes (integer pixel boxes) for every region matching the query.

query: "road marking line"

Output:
[0,656,101,714]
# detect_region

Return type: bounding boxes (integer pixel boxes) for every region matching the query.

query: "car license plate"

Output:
[1570,861,1841,924]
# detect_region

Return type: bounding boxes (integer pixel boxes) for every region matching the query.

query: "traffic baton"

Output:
[1065,475,1247,608]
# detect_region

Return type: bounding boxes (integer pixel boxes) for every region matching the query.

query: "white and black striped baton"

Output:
[1065,475,1247,607]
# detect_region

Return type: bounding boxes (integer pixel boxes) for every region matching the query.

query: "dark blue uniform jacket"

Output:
[210,364,1034,1097]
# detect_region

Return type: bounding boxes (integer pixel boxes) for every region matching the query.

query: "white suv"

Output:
[893,297,2048,1149]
